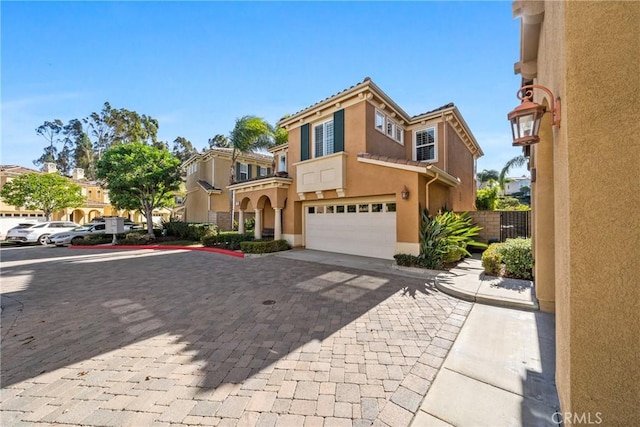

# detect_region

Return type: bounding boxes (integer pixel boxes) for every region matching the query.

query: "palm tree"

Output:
[499,155,527,190]
[476,169,499,187]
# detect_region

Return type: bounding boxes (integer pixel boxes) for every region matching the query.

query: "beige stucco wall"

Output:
[530,1,640,423]
[445,123,476,211]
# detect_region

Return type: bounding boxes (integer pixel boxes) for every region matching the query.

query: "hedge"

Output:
[482,238,533,279]
[240,239,289,254]
[202,232,254,250]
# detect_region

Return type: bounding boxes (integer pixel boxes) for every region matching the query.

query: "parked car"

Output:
[89,217,144,230]
[47,223,107,247]
[6,221,80,245]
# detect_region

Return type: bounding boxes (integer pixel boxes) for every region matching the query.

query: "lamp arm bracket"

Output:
[517,84,561,127]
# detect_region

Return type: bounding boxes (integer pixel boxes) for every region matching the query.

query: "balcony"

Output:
[294,151,347,199]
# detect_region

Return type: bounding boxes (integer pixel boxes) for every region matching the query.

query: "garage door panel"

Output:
[305,207,396,259]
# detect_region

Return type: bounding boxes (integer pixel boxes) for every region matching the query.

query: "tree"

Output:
[0,173,84,220]
[208,134,229,149]
[226,116,274,228]
[499,155,527,190]
[476,169,499,186]
[33,119,64,168]
[172,136,198,163]
[96,142,182,236]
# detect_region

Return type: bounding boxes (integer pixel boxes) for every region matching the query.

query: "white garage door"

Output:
[305,201,397,260]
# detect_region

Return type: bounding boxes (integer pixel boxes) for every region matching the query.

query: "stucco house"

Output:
[228,78,483,259]
[181,148,274,229]
[511,1,637,423]
[0,163,171,226]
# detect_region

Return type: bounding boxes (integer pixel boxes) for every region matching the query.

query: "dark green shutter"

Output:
[248,164,253,179]
[333,109,344,152]
[267,167,272,176]
[236,163,242,181]
[301,124,310,161]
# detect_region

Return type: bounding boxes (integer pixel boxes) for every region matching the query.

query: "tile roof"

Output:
[197,180,221,192]
[0,165,41,175]
[357,152,427,168]
[204,147,273,163]
[411,102,455,119]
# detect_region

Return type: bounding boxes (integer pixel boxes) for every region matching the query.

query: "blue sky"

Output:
[1,1,527,177]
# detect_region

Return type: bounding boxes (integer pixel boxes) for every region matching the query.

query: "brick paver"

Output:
[0,246,472,426]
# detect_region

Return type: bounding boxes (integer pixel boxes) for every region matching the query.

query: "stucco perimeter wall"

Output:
[551,2,639,423]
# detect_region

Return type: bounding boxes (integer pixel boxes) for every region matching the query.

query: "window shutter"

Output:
[248,164,253,179]
[236,163,242,181]
[333,109,344,152]
[267,167,271,176]
[301,124,310,161]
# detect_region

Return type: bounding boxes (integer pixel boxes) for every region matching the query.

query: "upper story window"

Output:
[375,110,403,145]
[375,110,385,131]
[279,153,287,172]
[239,163,248,181]
[258,166,268,177]
[415,127,437,162]
[314,120,334,158]
[187,163,198,175]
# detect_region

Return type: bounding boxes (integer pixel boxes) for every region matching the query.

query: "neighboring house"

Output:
[512,1,636,423]
[228,77,483,259]
[503,175,530,195]
[181,148,274,229]
[0,163,171,226]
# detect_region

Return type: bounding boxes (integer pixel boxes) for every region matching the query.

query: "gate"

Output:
[500,210,531,241]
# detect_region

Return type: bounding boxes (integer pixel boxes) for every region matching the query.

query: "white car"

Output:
[6,221,81,245]
[48,223,107,246]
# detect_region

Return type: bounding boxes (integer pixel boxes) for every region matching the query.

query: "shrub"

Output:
[240,239,289,254]
[162,217,216,241]
[482,243,503,276]
[72,234,114,246]
[499,238,533,279]
[476,186,498,210]
[482,238,533,279]
[496,196,530,211]
[418,209,448,270]
[394,254,426,268]
[434,211,486,263]
[202,232,254,250]
[118,232,156,246]
[126,228,163,238]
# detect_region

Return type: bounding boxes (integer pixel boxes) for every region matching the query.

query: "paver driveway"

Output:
[1,247,471,426]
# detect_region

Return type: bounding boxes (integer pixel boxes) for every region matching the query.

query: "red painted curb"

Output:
[68,245,245,258]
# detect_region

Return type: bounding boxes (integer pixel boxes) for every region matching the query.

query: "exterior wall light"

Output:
[401,186,410,200]
[507,85,560,146]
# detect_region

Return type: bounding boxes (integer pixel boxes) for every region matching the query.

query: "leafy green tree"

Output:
[0,173,84,220]
[96,142,182,235]
[172,136,199,163]
[208,134,229,149]
[476,186,498,210]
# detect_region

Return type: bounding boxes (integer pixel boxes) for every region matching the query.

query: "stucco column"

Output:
[238,209,245,234]
[254,209,262,240]
[274,208,282,240]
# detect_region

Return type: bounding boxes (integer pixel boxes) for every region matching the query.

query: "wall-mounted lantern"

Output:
[507,84,561,146]
[401,186,410,200]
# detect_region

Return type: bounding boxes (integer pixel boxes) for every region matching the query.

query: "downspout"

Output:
[425,172,439,212]
[442,111,448,172]
[231,189,236,228]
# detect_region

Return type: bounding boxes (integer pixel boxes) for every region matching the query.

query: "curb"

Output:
[68,245,245,258]
[434,280,539,311]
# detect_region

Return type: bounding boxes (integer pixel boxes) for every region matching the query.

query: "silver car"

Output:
[6,221,80,245]
[48,223,108,246]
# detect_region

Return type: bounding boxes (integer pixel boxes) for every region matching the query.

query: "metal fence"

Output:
[500,210,531,241]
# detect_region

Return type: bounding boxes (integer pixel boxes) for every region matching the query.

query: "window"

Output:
[187,163,198,175]
[314,120,334,158]
[372,203,383,212]
[279,154,287,172]
[258,166,267,177]
[308,207,315,214]
[395,126,404,144]
[239,163,248,180]
[386,203,396,212]
[326,205,334,214]
[375,110,385,131]
[359,204,369,213]
[415,127,436,162]
[386,120,395,138]
[336,205,345,213]
[347,205,357,213]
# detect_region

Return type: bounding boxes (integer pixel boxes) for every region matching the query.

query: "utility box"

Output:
[104,217,125,234]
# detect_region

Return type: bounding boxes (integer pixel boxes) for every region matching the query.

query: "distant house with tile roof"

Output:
[225,77,483,259]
